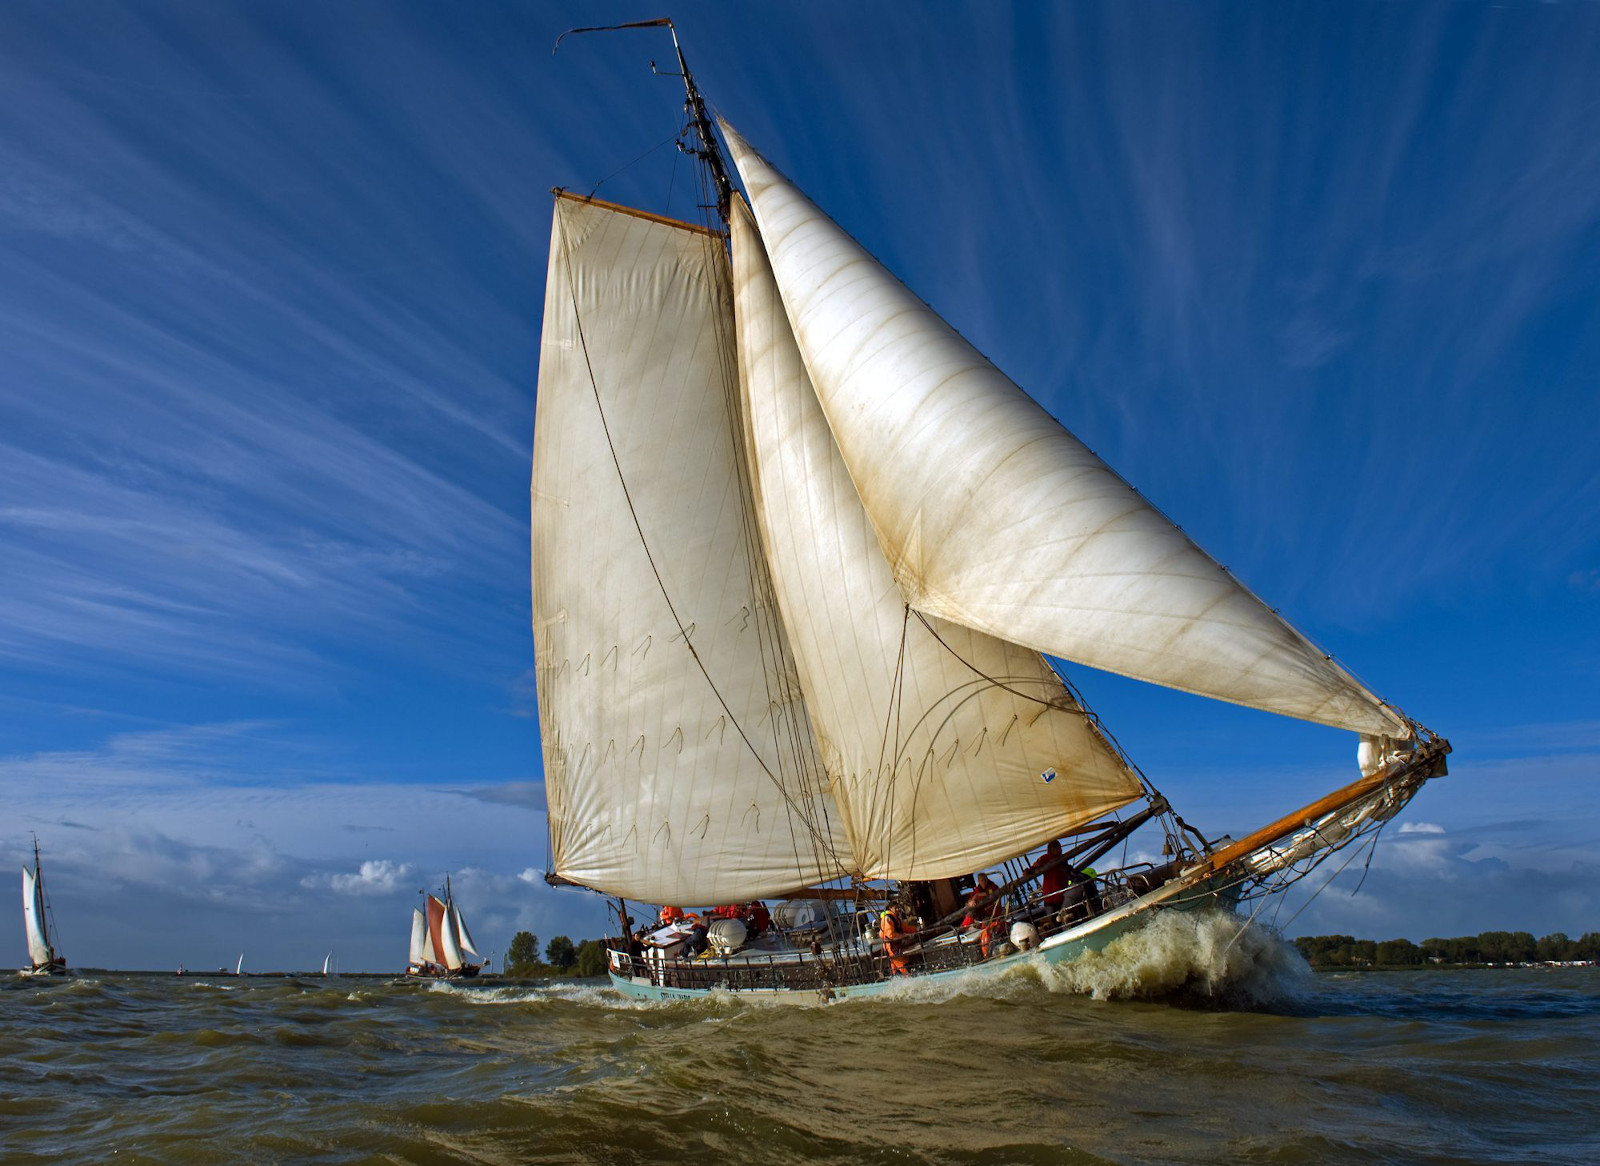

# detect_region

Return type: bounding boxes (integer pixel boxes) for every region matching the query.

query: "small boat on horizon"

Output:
[405,877,487,979]
[19,836,68,979]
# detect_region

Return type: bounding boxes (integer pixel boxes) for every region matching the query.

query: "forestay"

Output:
[722,123,1408,740]
[533,194,853,904]
[731,197,1143,880]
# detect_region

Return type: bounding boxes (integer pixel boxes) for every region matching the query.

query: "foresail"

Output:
[722,123,1408,740]
[21,867,51,966]
[533,194,854,904]
[439,908,465,972]
[451,904,480,960]
[732,197,1144,879]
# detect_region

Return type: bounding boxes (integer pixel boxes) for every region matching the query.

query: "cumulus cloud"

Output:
[307,859,414,896]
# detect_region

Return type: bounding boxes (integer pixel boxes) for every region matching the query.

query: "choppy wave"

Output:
[2,964,1595,1164]
[1035,908,1311,1005]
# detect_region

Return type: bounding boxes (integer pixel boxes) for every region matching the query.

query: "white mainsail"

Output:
[533,194,853,904]
[409,907,428,966]
[21,866,51,968]
[450,904,480,960]
[731,196,1144,879]
[722,123,1408,741]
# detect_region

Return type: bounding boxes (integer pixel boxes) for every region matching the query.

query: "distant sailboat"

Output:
[322,951,333,977]
[19,836,67,978]
[235,953,244,977]
[405,877,486,979]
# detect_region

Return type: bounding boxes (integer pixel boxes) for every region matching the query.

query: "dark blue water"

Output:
[3,921,1595,1165]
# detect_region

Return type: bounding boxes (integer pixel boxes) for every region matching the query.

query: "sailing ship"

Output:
[533,21,1450,1003]
[19,836,67,978]
[405,878,486,978]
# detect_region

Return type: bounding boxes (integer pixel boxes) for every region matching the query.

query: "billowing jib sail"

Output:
[730,197,1144,880]
[533,194,852,904]
[21,867,51,968]
[438,902,465,972]
[721,123,1408,740]
[450,904,480,960]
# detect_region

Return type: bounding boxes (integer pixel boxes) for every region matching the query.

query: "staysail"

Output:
[722,123,1408,740]
[450,904,480,960]
[731,196,1144,879]
[21,866,51,967]
[438,904,465,972]
[533,193,853,904]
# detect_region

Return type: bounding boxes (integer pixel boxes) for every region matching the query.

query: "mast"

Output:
[553,17,734,224]
[32,835,49,953]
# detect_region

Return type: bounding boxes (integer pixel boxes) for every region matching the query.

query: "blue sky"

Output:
[2,1,1596,971]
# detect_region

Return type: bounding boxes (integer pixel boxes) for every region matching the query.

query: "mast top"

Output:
[553,16,735,223]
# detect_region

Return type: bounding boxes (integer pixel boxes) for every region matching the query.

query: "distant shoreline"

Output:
[1295,930,1598,970]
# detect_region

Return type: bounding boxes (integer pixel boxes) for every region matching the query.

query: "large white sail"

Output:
[450,904,480,960]
[408,907,427,967]
[21,867,51,967]
[533,194,854,904]
[438,907,464,972]
[731,197,1144,879]
[723,124,1408,740]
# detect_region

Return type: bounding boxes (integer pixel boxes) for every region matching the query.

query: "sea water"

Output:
[2,914,1595,1164]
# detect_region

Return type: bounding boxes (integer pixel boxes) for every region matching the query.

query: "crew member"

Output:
[879,903,917,975]
[1026,840,1070,912]
[962,873,1005,958]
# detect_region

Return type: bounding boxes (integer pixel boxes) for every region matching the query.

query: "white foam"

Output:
[1032,909,1311,1004]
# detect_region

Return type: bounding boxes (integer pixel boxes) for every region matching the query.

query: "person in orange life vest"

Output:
[878,903,917,975]
[962,873,1006,958]
[709,904,742,920]
[659,905,687,925]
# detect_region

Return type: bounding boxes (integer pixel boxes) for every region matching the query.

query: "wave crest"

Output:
[1034,909,1309,1005]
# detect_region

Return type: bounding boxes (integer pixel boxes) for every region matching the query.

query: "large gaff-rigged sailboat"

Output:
[533,22,1450,1003]
[19,836,67,978]
[405,878,487,979]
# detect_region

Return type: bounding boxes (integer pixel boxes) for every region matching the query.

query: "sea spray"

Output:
[1033,908,1310,1005]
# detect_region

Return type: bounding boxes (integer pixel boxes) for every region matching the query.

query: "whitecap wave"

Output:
[1032,909,1310,1005]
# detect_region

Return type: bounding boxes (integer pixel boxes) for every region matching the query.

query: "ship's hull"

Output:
[17,959,68,980]
[607,874,1239,1004]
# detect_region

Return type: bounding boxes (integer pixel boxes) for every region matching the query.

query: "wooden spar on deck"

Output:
[1192,740,1450,877]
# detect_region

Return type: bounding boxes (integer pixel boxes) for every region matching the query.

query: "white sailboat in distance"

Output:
[533,20,1450,1002]
[19,836,67,978]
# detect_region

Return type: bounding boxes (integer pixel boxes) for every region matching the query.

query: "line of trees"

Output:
[502,931,609,978]
[1295,931,1600,968]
